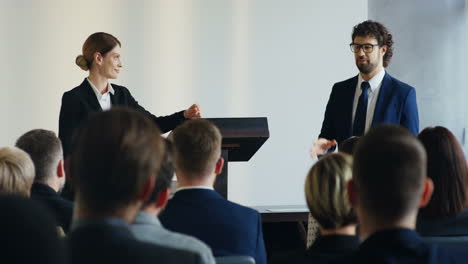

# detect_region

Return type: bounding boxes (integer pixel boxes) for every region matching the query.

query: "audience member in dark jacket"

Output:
[0,196,66,264]
[160,119,267,264]
[273,153,358,264]
[416,126,468,236]
[16,129,73,232]
[67,108,201,264]
[343,125,468,263]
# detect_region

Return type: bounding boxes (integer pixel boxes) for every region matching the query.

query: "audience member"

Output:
[160,119,267,264]
[131,139,215,264]
[67,107,201,264]
[0,195,66,264]
[274,153,358,264]
[16,129,73,232]
[338,136,360,155]
[307,135,362,247]
[343,124,468,263]
[0,146,34,196]
[417,126,468,236]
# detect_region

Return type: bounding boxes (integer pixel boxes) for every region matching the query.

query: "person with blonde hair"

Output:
[0,146,35,197]
[274,152,358,264]
[274,153,359,263]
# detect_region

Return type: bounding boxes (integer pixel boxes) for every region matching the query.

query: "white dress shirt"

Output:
[87,78,115,111]
[352,69,386,133]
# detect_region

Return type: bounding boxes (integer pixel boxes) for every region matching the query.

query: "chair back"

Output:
[423,236,468,248]
[215,256,255,264]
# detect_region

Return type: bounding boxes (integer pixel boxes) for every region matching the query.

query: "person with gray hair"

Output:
[0,146,35,197]
[16,129,73,232]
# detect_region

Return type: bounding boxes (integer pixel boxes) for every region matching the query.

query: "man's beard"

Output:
[356,61,377,74]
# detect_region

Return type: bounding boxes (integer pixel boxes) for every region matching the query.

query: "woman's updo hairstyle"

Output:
[75,32,121,71]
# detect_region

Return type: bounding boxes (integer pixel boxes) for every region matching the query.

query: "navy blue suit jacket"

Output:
[319,73,419,144]
[159,189,267,264]
[339,229,468,263]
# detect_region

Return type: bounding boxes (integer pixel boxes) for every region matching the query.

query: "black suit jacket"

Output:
[339,229,468,263]
[67,220,201,264]
[30,183,73,232]
[272,235,359,264]
[417,209,468,237]
[59,79,186,156]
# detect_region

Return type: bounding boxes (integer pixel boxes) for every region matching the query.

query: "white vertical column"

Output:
[229,0,250,115]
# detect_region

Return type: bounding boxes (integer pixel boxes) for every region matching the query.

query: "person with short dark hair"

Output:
[343,124,468,263]
[67,107,201,264]
[0,196,66,264]
[338,136,361,155]
[311,20,419,158]
[160,119,267,264]
[131,139,215,264]
[417,126,468,236]
[16,129,73,232]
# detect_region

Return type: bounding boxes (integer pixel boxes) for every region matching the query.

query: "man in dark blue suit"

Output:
[343,125,468,263]
[160,119,267,264]
[312,20,419,157]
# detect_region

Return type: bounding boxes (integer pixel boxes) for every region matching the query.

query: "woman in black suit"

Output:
[59,32,201,157]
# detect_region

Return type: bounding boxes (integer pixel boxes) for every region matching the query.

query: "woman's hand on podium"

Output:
[310,138,337,159]
[184,104,202,119]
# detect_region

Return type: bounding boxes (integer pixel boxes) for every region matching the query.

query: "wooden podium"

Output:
[206,118,269,199]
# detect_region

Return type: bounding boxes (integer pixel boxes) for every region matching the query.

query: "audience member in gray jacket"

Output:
[131,139,215,264]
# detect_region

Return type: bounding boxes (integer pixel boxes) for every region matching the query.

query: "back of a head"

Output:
[418,126,468,218]
[70,107,164,214]
[305,152,356,230]
[172,119,222,180]
[15,129,63,183]
[143,139,175,207]
[0,195,65,264]
[0,147,35,197]
[339,136,361,155]
[353,125,427,223]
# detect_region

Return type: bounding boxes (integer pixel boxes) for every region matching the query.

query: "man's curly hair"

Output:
[352,20,394,68]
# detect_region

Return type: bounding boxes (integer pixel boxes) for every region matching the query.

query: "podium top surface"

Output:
[205,117,269,162]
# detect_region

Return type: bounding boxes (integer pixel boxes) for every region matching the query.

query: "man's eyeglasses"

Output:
[349,43,380,53]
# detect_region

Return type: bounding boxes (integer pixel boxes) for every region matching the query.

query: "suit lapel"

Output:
[78,79,102,111]
[109,84,121,106]
[371,73,393,126]
[343,76,358,136]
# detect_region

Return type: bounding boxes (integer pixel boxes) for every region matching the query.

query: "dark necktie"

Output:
[353,81,370,136]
